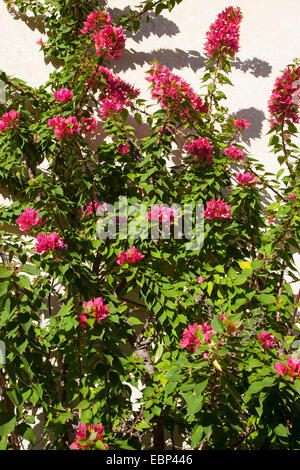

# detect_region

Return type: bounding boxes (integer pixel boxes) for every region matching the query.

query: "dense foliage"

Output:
[0,0,299,450]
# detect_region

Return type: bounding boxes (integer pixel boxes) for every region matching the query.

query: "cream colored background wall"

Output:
[0,0,299,274]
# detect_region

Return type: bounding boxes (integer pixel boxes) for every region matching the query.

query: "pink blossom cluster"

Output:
[180,322,215,353]
[81,10,112,35]
[204,6,243,58]
[236,172,258,186]
[233,119,250,130]
[92,25,125,60]
[81,200,108,217]
[147,205,176,225]
[77,297,109,328]
[203,198,232,220]
[0,109,20,133]
[47,116,82,140]
[81,113,98,135]
[117,143,130,155]
[95,66,140,116]
[16,208,42,232]
[224,145,246,161]
[146,64,207,118]
[70,422,108,450]
[184,137,214,164]
[117,246,144,266]
[197,275,207,284]
[35,232,67,254]
[268,64,300,127]
[288,193,297,200]
[274,356,300,382]
[257,330,277,348]
[53,88,73,103]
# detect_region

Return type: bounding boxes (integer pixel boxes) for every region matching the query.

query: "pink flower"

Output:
[16,208,42,232]
[117,246,144,266]
[185,137,214,164]
[203,198,232,220]
[147,205,176,225]
[81,114,98,134]
[81,10,112,35]
[204,6,243,58]
[47,116,81,140]
[233,119,250,130]
[288,193,297,200]
[81,200,107,217]
[180,322,215,353]
[236,172,258,186]
[53,88,73,103]
[197,276,206,284]
[274,356,300,381]
[93,67,139,117]
[70,422,108,450]
[0,109,20,133]
[257,330,277,348]
[117,143,130,155]
[36,38,43,46]
[35,233,67,254]
[180,324,201,352]
[92,25,125,60]
[268,215,275,224]
[146,63,207,119]
[274,361,289,377]
[78,297,109,328]
[268,63,300,128]
[224,145,246,161]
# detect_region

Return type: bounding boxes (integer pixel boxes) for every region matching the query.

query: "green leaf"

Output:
[0,412,16,437]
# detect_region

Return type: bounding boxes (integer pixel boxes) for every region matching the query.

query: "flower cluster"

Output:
[95,67,140,116]
[204,6,243,57]
[81,113,98,135]
[233,118,250,130]
[274,356,300,382]
[47,116,82,140]
[53,88,73,103]
[224,145,246,161]
[0,109,19,133]
[92,25,125,60]
[16,208,42,232]
[81,10,112,35]
[147,205,176,225]
[268,63,300,127]
[257,330,277,348]
[70,422,108,450]
[203,198,232,220]
[146,64,207,118]
[117,246,144,266]
[35,233,67,254]
[117,143,130,155]
[184,137,214,164]
[81,200,108,217]
[180,322,215,353]
[77,297,109,328]
[236,172,258,186]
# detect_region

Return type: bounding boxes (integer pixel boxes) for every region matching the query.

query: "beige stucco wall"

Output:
[0,0,299,273]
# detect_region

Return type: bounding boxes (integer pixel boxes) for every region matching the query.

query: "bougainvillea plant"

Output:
[0,1,299,450]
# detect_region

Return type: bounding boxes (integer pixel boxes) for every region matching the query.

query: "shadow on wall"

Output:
[234,107,266,145]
